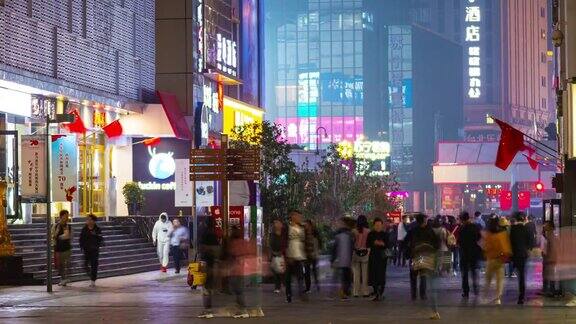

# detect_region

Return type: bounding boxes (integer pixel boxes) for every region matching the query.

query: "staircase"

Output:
[8,220,183,283]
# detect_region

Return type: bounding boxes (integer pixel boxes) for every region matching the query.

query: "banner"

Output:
[51,135,78,202]
[175,159,193,207]
[21,135,47,202]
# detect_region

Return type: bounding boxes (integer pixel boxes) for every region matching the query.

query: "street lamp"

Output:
[45,113,74,293]
[315,127,328,155]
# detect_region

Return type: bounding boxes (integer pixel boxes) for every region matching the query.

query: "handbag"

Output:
[271,255,286,274]
[412,253,436,272]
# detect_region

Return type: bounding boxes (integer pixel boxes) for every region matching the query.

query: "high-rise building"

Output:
[462,0,551,141]
[157,0,262,147]
[263,0,463,212]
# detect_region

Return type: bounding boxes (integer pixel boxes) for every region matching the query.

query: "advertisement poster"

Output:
[21,135,47,202]
[175,159,193,207]
[195,181,215,207]
[51,135,78,202]
[210,206,245,240]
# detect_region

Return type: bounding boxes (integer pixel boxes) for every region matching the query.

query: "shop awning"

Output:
[121,93,192,140]
[156,91,192,140]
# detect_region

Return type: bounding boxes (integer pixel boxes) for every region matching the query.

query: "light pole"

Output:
[45,113,74,293]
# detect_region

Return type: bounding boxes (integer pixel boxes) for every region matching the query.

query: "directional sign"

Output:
[190,173,225,181]
[190,165,225,173]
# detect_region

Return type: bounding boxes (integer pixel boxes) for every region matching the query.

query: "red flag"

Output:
[103,119,123,138]
[65,109,87,134]
[143,137,161,146]
[500,190,513,211]
[518,191,531,210]
[494,118,525,170]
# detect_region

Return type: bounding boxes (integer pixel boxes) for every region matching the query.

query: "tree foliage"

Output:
[231,121,401,229]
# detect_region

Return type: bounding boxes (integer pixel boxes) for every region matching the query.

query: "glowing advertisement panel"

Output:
[276,116,364,146]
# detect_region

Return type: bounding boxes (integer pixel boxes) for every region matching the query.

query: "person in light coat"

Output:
[152,212,173,272]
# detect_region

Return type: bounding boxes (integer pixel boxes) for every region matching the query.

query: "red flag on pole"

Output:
[494,118,525,170]
[65,109,87,134]
[143,137,161,146]
[102,119,123,138]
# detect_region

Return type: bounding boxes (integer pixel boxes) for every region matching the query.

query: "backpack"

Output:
[447,226,458,248]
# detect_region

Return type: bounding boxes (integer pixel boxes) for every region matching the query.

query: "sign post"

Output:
[189,134,260,240]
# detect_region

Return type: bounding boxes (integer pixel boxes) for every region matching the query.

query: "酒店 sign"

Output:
[464,0,482,99]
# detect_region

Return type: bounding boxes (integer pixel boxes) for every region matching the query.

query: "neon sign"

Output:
[465,1,482,99]
[216,33,237,77]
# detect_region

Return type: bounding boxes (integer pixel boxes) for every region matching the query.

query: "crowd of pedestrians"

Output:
[262,208,551,320]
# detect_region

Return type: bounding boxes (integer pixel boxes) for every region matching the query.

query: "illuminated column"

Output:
[0,181,15,257]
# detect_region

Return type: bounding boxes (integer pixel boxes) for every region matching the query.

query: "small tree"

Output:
[230,121,298,230]
[122,182,145,215]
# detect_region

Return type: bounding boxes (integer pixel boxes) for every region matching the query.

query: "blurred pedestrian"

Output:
[541,220,560,297]
[270,219,286,294]
[446,216,460,276]
[367,217,390,301]
[285,210,307,303]
[458,211,481,298]
[198,218,221,319]
[331,217,354,300]
[169,218,190,274]
[304,219,322,293]
[352,215,370,297]
[482,217,512,305]
[432,216,450,276]
[473,211,485,230]
[223,225,251,318]
[510,211,534,304]
[79,214,104,288]
[406,213,441,320]
[152,212,173,272]
[53,210,72,286]
[397,215,410,267]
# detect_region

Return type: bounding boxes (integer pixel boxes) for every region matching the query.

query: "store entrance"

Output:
[79,134,106,216]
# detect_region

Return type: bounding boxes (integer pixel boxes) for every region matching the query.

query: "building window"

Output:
[542,98,547,109]
[541,7,546,18]
[541,76,546,87]
[541,52,546,63]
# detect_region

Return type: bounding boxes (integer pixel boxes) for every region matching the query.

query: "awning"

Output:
[156,91,192,140]
[120,92,192,140]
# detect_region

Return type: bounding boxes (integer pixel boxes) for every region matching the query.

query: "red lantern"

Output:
[500,190,513,211]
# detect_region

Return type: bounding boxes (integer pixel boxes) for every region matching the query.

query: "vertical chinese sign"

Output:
[21,135,47,202]
[51,135,78,202]
[174,159,193,207]
[465,0,482,99]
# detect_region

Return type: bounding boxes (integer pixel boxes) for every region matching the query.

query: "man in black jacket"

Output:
[509,211,534,304]
[457,211,482,298]
[79,214,104,288]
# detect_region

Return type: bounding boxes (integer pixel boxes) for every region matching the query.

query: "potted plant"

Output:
[122,182,145,215]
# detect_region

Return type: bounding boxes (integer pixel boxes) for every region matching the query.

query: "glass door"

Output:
[79,134,106,216]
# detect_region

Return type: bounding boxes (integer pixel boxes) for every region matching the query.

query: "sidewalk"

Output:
[1,265,576,323]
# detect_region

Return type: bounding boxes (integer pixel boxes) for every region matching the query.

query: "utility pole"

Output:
[45,114,52,293]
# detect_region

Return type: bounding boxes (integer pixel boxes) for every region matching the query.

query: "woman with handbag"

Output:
[352,215,370,298]
[482,217,512,305]
[367,218,390,301]
[406,213,441,320]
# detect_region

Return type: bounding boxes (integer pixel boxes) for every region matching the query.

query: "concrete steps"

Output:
[8,220,186,284]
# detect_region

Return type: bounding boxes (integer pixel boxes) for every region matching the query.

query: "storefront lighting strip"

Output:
[223,97,264,117]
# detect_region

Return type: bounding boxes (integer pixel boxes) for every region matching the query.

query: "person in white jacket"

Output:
[152,212,173,272]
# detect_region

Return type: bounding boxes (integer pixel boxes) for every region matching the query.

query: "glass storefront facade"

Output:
[264,0,367,149]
